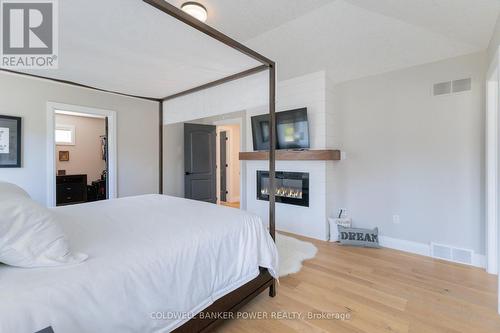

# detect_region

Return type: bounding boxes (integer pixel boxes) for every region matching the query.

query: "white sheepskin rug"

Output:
[276,233,318,277]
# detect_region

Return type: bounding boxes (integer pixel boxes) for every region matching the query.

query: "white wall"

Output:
[331,52,486,255]
[488,14,500,65]
[163,71,268,124]
[0,72,160,204]
[326,78,342,223]
[55,114,106,184]
[163,122,185,198]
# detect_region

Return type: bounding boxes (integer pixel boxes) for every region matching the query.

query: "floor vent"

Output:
[433,78,471,96]
[431,243,473,265]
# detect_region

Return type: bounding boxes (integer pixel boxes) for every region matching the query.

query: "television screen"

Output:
[251,114,272,151]
[251,108,310,151]
[276,108,309,149]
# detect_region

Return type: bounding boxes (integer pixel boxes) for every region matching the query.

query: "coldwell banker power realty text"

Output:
[1,0,58,69]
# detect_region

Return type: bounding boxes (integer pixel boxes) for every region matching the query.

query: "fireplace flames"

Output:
[260,187,303,199]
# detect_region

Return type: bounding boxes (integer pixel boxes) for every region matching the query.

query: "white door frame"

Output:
[46,102,117,207]
[487,54,499,276]
[486,47,500,315]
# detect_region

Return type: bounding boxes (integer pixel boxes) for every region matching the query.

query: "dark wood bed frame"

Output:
[1,1,277,332]
[173,268,274,332]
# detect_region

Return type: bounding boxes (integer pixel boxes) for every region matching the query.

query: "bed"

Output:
[1,1,279,331]
[0,195,278,333]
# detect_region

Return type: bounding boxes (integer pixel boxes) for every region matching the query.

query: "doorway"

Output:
[216,124,241,209]
[46,102,117,207]
[182,118,243,209]
[183,123,217,203]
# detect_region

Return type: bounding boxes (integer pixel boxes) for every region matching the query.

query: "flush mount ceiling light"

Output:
[181,2,208,22]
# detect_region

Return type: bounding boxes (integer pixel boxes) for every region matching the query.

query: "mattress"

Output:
[0,195,278,333]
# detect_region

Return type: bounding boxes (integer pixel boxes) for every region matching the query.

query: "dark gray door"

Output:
[184,123,216,203]
[219,131,227,202]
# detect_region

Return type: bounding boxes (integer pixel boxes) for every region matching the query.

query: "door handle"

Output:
[185,172,192,176]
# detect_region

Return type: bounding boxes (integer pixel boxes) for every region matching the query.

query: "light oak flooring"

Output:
[218,233,500,333]
[220,201,240,209]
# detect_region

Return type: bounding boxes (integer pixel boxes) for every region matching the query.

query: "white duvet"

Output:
[0,195,278,333]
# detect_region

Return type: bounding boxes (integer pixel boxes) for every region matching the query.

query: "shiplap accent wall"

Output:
[163,71,268,125]
[243,71,339,240]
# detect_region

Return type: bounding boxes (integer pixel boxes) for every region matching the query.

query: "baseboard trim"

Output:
[473,253,487,269]
[379,236,430,257]
[379,235,486,269]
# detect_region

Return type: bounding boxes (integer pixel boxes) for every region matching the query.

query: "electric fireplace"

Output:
[257,171,309,207]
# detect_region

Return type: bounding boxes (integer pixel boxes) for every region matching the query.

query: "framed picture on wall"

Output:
[0,115,21,168]
[59,151,70,162]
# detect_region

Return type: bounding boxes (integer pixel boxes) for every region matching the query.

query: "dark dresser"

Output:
[56,174,87,206]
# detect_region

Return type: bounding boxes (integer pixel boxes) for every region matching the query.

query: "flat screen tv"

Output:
[251,114,272,151]
[251,108,310,151]
[276,108,310,149]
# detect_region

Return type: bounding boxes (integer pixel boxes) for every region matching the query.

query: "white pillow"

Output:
[0,181,30,201]
[0,196,88,268]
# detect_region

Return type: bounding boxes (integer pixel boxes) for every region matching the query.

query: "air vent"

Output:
[433,81,451,96]
[452,247,473,264]
[433,78,471,96]
[452,78,472,93]
[431,243,452,260]
[431,243,473,265]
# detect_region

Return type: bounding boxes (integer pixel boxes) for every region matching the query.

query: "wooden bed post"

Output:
[268,63,277,297]
[159,101,164,194]
[268,64,276,242]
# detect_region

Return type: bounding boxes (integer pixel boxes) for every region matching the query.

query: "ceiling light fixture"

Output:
[181,2,208,22]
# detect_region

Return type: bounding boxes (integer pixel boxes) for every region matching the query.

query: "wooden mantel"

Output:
[239,149,341,161]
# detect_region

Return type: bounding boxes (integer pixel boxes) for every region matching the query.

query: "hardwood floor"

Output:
[220,201,240,209]
[218,233,500,333]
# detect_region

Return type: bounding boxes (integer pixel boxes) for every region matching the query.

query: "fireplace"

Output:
[257,171,309,207]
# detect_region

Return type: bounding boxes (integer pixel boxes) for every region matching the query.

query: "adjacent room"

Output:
[1,0,500,332]
[216,123,241,208]
[54,111,108,205]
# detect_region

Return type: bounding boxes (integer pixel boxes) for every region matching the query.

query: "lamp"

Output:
[181,2,208,22]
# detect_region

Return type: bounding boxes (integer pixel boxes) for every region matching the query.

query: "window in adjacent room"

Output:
[55,124,75,145]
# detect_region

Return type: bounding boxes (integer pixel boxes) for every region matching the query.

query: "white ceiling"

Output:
[14,0,500,97]
[167,0,335,41]
[19,0,261,99]
[192,0,500,83]
[346,0,500,48]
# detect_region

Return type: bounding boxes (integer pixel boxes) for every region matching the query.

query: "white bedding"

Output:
[0,195,278,333]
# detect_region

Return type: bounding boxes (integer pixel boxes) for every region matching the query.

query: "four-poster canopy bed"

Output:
[0,0,277,332]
